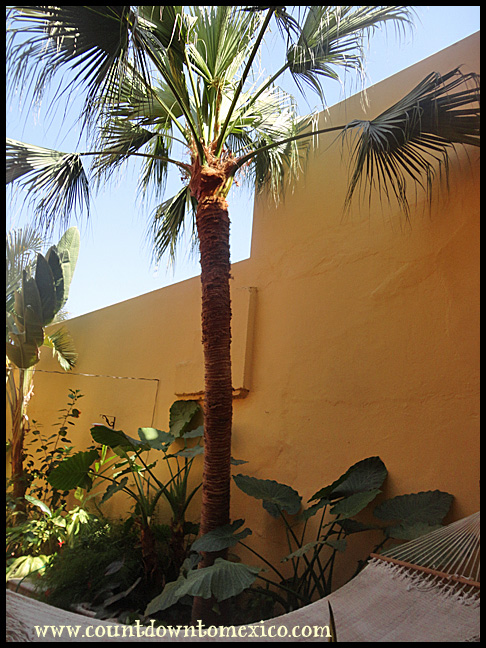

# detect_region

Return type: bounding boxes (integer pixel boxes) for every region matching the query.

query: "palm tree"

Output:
[6,6,480,622]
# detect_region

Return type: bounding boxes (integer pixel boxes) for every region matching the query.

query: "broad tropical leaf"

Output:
[168,400,201,438]
[145,558,261,614]
[191,519,252,553]
[55,226,80,306]
[138,427,174,451]
[90,425,150,452]
[100,477,130,505]
[6,226,44,313]
[374,490,453,539]
[47,449,99,491]
[332,456,388,498]
[343,68,480,216]
[233,474,302,518]
[330,488,382,519]
[309,456,387,502]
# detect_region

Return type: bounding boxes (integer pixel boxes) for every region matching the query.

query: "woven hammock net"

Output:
[6,511,480,643]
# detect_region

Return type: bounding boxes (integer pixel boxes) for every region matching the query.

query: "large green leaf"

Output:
[90,425,150,452]
[34,253,57,325]
[47,449,99,490]
[100,477,130,505]
[333,457,387,497]
[233,474,302,518]
[45,246,65,314]
[191,520,252,553]
[330,489,382,519]
[172,446,204,459]
[145,559,261,614]
[56,227,80,308]
[169,400,201,438]
[138,427,174,450]
[6,336,39,369]
[6,554,51,581]
[374,490,453,539]
[309,456,387,502]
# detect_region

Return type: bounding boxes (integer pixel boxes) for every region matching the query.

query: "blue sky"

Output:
[6,6,480,319]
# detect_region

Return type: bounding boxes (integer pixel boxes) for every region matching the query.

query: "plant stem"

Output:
[239,541,286,582]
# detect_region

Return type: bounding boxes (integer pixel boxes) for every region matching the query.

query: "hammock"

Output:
[6,512,480,643]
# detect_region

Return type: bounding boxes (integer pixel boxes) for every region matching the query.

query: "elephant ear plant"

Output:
[47,400,204,589]
[145,456,453,620]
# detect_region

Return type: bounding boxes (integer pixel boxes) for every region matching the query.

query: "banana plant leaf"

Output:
[34,253,57,325]
[191,519,252,553]
[145,558,261,614]
[233,474,302,518]
[373,490,453,539]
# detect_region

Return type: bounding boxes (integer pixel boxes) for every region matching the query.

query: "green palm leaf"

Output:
[6,139,90,230]
[43,326,78,371]
[148,185,198,265]
[287,7,415,102]
[7,6,151,128]
[342,68,480,217]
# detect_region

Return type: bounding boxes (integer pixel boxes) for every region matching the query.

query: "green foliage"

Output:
[145,558,262,615]
[47,400,204,580]
[24,389,84,510]
[40,519,147,618]
[6,226,80,370]
[148,456,453,618]
[232,475,302,518]
[373,490,454,539]
[6,496,93,582]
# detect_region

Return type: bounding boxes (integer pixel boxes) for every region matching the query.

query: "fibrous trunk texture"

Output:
[196,193,233,550]
[190,159,234,624]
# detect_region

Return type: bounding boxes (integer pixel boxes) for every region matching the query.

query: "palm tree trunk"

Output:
[191,189,233,624]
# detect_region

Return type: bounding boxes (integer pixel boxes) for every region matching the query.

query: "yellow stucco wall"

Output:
[15,34,479,580]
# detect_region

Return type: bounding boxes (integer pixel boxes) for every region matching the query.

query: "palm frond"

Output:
[138,131,172,203]
[43,326,78,371]
[6,139,90,232]
[98,65,184,127]
[342,68,480,216]
[91,119,157,183]
[6,6,151,129]
[148,186,198,266]
[248,111,315,202]
[287,6,414,102]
